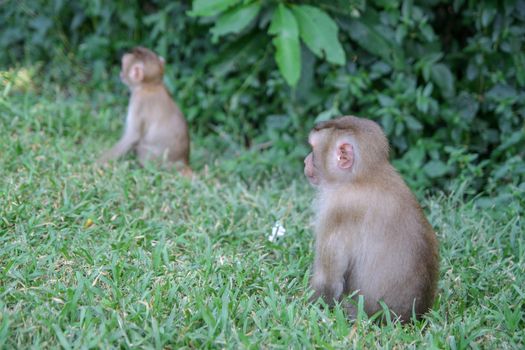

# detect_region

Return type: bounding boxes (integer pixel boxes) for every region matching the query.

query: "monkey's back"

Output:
[336,170,439,321]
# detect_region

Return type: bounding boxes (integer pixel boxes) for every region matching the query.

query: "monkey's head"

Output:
[304,116,389,186]
[120,47,165,88]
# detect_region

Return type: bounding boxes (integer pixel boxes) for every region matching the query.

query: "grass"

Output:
[0,72,524,349]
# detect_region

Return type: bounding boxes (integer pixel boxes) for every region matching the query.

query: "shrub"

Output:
[1,0,524,197]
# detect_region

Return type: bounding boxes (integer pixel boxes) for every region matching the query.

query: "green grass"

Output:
[0,73,524,349]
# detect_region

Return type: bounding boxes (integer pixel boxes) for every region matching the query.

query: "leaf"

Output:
[189,0,240,17]
[513,53,525,87]
[296,46,316,101]
[405,115,423,131]
[378,94,395,107]
[420,24,436,42]
[493,130,524,157]
[291,5,345,65]
[453,92,479,121]
[423,160,448,178]
[370,61,391,79]
[342,19,391,62]
[269,4,301,87]
[395,25,407,44]
[269,4,298,37]
[381,114,394,135]
[431,63,455,98]
[401,0,413,20]
[466,61,478,81]
[486,84,517,100]
[481,7,497,27]
[315,106,340,123]
[211,2,261,42]
[210,31,267,77]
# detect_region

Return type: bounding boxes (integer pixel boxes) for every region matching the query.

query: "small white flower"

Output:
[218,256,226,265]
[268,221,286,242]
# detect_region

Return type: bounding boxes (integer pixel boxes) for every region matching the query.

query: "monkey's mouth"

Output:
[305,173,320,186]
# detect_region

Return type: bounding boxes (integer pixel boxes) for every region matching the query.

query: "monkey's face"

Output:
[305,129,357,185]
[120,51,164,88]
[120,54,136,86]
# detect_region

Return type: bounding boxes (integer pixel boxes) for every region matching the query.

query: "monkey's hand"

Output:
[96,154,111,166]
[309,280,344,306]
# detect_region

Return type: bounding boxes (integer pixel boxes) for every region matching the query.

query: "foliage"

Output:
[189,0,525,197]
[0,83,524,347]
[1,0,524,197]
[190,1,347,86]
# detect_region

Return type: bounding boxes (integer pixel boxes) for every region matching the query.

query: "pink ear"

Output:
[129,63,144,82]
[337,143,354,169]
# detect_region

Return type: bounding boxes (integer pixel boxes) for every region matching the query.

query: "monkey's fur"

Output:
[304,116,439,322]
[99,47,190,171]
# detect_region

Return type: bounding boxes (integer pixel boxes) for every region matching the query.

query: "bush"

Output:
[1,0,524,198]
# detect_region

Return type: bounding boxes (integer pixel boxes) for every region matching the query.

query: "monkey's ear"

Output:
[129,62,144,82]
[337,143,354,169]
[159,56,165,67]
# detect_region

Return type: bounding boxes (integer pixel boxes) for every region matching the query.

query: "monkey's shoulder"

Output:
[324,183,420,219]
[134,91,184,121]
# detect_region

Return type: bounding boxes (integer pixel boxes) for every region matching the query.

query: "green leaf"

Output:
[513,53,525,87]
[481,7,497,27]
[315,106,341,123]
[381,114,394,135]
[211,2,261,42]
[342,19,391,62]
[269,4,298,37]
[401,0,413,20]
[453,92,479,121]
[210,31,267,77]
[486,84,517,100]
[291,5,345,65]
[405,115,423,131]
[493,130,524,157]
[423,160,448,178]
[431,63,455,98]
[269,4,301,87]
[378,94,395,107]
[189,0,240,17]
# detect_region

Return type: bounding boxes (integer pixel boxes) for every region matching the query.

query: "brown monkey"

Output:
[99,47,190,172]
[304,115,438,322]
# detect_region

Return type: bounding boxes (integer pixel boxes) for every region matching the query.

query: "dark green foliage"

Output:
[1,0,524,197]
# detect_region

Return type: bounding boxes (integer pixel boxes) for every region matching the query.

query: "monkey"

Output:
[304,115,439,322]
[98,47,191,173]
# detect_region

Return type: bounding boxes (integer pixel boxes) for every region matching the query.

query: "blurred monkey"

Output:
[99,47,190,173]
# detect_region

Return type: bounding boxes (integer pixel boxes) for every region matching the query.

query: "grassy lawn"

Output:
[0,76,524,348]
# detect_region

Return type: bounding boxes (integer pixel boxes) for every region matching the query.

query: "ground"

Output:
[0,77,523,348]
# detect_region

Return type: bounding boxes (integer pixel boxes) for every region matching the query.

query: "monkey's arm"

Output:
[98,111,142,163]
[310,233,350,305]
